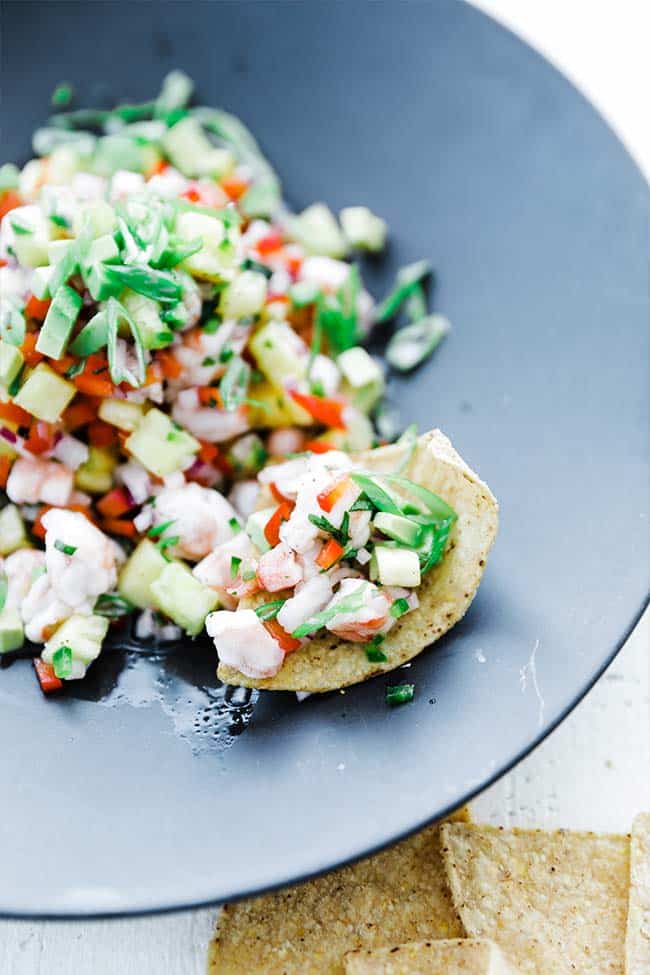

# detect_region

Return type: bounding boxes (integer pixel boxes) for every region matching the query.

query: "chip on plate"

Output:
[218,430,498,692]
[625,813,650,974]
[344,937,517,974]
[207,808,469,975]
[441,822,629,975]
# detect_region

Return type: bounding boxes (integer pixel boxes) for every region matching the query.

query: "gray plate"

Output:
[0,0,648,917]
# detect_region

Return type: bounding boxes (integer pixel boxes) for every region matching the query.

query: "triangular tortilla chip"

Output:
[207,808,469,975]
[344,937,517,974]
[218,429,498,691]
[441,822,629,975]
[625,813,650,974]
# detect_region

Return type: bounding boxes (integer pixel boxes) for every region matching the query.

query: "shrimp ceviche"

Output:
[0,72,495,699]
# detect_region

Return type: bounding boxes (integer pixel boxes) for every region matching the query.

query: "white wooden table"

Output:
[1,3,648,971]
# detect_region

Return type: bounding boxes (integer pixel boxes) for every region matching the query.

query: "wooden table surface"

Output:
[1,2,648,971]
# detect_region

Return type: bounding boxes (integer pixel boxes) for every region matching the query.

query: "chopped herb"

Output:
[8,364,25,397]
[386,683,415,706]
[0,570,7,612]
[202,317,221,334]
[228,517,241,533]
[308,513,349,545]
[156,535,180,554]
[54,539,77,556]
[202,356,217,367]
[219,346,234,363]
[94,592,134,619]
[52,645,73,679]
[154,330,175,346]
[49,213,71,229]
[10,217,31,236]
[51,82,74,108]
[230,556,242,579]
[390,597,410,618]
[147,519,176,539]
[309,379,325,397]
[365,645,388,663]
[240,257,273,279]
[255,599,286,621]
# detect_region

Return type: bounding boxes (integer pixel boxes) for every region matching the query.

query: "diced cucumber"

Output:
[338,347,383,388]
[12,233,50,269]
[13,363,76,422]
[84,261,122,302]
[42,613,109,678]
[47,238,73,265]
[150,562,219,636]
[74,445,117,494]
[0,607,24,654]
[249,320,308,388]
[122,291,170,350]
[245,506,275,554]
[162,117,234,179]
[125,408,199,477]
[287,204,347,258]
[176,211,238,282]
[228,433,267,474]
[85,233,120,265]
[0,504,27,555]
[221,270,267,319]
[118,539,168,609]
[35,284,82,359]
[31,265,54,300]
[97,398,144,432]
[373,512,423,547]
[0,341,24,391]
[72,200,116,239]
[369,545,421,588]
[339,206,387,253]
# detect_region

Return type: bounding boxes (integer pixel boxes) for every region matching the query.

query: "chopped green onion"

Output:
[375,260,431,324]
[49,214,70,229]
[105,297,146,388]
[0,163,20,192]
[381,474,457,522]
[365,644,388,663]
[228,517,241,533]
[202,356,217,367]
[386,683,415,706]
[65,358,87,379]
[308,513,349,545]
[350,473,402,516]
[390,597,410,619]
[10,217,31,236]
[386,315,450,373]
[104,264,183,304]
[154,237,203,270]
[94,592,134,619]
[230,556,242,579]
[405,283,427,323]
[54,539,77,556]
[202,317,221,334]
[69,310,109,356]
[240,257,273,280]
[52,645,73,679]
[51,83,74,108]
[219,354,251,411]
[155,70,194,120]
[147,519,176,539]
[255,599,286,621]
[156,535,180,553]
[292,585,369,638]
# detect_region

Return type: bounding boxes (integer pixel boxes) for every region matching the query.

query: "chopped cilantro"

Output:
[386,683,415,706]
[54,539,77,556]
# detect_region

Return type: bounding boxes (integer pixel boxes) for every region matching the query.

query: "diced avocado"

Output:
[118,539,168,609]
[369,545,421,588]
[42,613,109,677]
[0,607,24,654]
[30,265,54,300]
[245,506,275,554]
[287,204,347,258]
[122,291,171,350]
[13,363,76,423]
[339,206,387,253]
[0,341,24,391]
[74,445,117,494]
[97,398,144,432]
[228,433,267,474]
[0,504,27,555]
[35,284,82,359]
[373,512,423,547]
[150,562,218,636]
[72,199,116,239]
[221,270,267,319]
[162,117,234,179]
[176,211,239,282]
[249,320,308,389]
[125,408,199,477]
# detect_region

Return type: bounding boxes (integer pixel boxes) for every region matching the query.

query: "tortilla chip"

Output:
[625,813,650,974]
[218,429,498,691]
[207,808,469,975]
[441,822,629,975]
[344,937,517,974]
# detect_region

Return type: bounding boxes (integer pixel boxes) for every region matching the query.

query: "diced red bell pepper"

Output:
[0,190,23,220]
[220,175,249,201]
[96,487,133,519]
[24,294,52,322]
[0,456,11,488]
[315,538,344,570]
[269,481,291,504]
[264,501,293,547]
[289,389,347,430]
[157,350,183,380]
[20,332,44,367]
[33,659,63,695]
[263,618,301,653]
[256,230,284,256]
[317,476,352,513]
[0,401,31,427]
[24,420,56,455]
[304,440,336,454]
[198,440,219,464]
[101,518,137,538]
[87,419,118,448]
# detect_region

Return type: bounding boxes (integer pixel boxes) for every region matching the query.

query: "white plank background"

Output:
[1,2,648,971]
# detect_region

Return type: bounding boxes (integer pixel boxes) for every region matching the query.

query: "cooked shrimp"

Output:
[42,508,118,613]
[21,573,71,644]
[276,574,333,634]
[3,549,46,608]
[205,609,285,679]
[324,578,394,642]
[6,458,74,507]
[172,394,250,443]
[267,427,307,457]
[193,532,257,609]
[228,479,260,519]
[148,482,241,561]
[257,542,303,593]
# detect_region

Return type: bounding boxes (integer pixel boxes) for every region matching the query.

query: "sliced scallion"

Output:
[386,314,450,373]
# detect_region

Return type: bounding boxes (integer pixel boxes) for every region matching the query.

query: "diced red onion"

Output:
[53,434,89,470]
